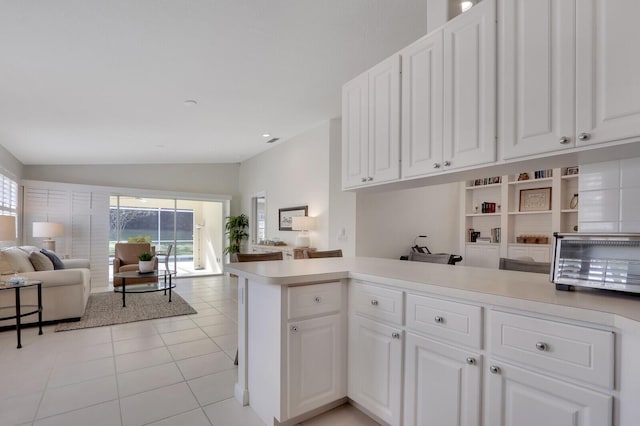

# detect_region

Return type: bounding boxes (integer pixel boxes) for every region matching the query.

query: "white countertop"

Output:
[226,257,640,328]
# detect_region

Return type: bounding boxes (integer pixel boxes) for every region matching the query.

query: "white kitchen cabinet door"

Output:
[342,71,369,189]
[486,361,612,426]
[465,244,500,269]
[507,245,551,263]
[348,315,402,425]
[404,333,481,426]
[576,0,640,147]
[401,30,444,178]
[368,55,401,185]
[443,0,496,170]
[287,314,346,419]
[500,0,576,159]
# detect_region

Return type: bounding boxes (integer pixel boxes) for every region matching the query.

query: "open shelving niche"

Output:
[460,167,579,269]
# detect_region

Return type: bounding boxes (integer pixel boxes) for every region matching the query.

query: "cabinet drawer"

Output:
[406,293,482,349]
[489,310,614,389]
[288,282,342,320]
[350,282,403,325]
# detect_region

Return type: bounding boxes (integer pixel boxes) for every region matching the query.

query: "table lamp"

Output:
[0,215,16,244]
[33,222,63,252]
[292,216,316,248]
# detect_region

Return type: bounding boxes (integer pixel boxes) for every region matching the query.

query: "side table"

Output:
[0,280,43,348]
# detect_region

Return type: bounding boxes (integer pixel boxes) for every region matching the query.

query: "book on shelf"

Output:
[491,227,501,243]
[476,237,492,243]
[534,169,553,179]
[481,202,496,213]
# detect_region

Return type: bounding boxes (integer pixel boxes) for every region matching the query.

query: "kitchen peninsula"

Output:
[226,257,640,426]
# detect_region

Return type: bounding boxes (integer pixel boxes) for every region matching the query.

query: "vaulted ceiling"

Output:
[0,0,432,165]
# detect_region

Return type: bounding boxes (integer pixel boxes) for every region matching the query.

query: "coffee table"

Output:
[113,270,176,308]
[0,280,43,348]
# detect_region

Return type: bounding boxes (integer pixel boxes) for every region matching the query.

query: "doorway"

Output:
[109,196,224,280]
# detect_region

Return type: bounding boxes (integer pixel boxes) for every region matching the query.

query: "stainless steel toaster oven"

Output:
[552,233,640,293]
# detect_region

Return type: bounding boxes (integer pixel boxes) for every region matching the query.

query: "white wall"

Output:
[23,163,241,212]
[356,182,461,259]
[239,122,333,250]
[0,144,24,180]
[579,157,640,232]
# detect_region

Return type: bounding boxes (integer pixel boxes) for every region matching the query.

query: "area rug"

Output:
[55,291,197,331]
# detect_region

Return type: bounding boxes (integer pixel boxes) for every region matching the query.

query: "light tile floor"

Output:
[0,276,376,426]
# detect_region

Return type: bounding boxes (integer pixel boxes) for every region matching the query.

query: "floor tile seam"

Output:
[31,343,60,424]
[45,368,117,391]
[33,396,121,423]
[111,327,126,426]
[117,372,186,399]
[139,407,209,426]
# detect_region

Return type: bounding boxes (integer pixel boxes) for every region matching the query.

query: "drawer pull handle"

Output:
[535,342,548,351]
[466,357,476,365]
[291,326,298,333]
[391,332,401,339]
[371,300,379,306]
[314,296,322,303]
[434,316,444,324]
[489,365,500,374]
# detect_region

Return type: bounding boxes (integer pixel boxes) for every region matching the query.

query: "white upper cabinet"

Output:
[576,0,640,146]
[401,31,444,178]
[500,0,576,159]
[443,0,496,170]
[342,55,400,189]
[342,72,369,188]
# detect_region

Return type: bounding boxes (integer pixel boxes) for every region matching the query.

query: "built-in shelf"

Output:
[508,243,550,247]
[466,242,500,246]
[561,174,579,180]
[508,177,553,185]
[466,212,501,217]
[508,210,552,215]
[561,209,579,213]
[465,183,502,190]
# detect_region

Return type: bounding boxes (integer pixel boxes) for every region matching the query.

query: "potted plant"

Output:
[224,214,249,259]
[138,251,155,273]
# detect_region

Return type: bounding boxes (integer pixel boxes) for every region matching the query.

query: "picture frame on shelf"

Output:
[519,187,552,212]
[566,166,579,175]
[278,205,308,231]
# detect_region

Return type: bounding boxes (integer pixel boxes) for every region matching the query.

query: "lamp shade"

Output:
[0,215,16,241]
[33,222,64,238]
[291,216,316,231]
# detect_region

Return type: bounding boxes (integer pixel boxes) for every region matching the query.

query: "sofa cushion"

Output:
[0,248,37,274]
[41,249,65,270]
[29,251,54,271]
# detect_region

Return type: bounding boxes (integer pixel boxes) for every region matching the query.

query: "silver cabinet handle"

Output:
[434,316,444,324]
[535,342,548,351]
[466,357,476,365]
[370,299,379,306]
[559,136,570,144]
[489,365,500,374]
[367,177,373,181]
[443,161,451,167]
[433,163,441,169]
[291,325,298,333]
[392,332,401,339]
[314,296,321,303]
[578,132,591,141]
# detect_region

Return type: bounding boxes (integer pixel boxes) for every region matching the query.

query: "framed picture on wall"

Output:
[278,205,308,231]
[519,187,552,212]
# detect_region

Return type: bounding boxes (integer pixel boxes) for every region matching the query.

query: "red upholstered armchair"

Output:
[113,243,157,287]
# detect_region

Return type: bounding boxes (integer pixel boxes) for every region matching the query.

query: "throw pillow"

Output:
[40,249,65,270]
[29,251,54,271]
[0,248,36,274]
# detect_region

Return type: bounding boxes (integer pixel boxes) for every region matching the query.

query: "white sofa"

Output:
[0,246,90,326]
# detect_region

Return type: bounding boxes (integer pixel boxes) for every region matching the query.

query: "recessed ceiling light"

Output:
[461,1,473,12]
[183,99,198,106]
[262,133,271,138]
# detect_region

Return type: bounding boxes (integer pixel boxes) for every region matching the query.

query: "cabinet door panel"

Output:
[500,0,575,159]
[486,361,612,426]
[348,315,402,425]
[443,0,496,170]
[401,31,444,178]
[465,244,500,269]
[577,0,640,146]
[368,55,401,184]
[404,333,481,426]
[342,72,369,188]
[288,315,345,418]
